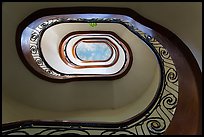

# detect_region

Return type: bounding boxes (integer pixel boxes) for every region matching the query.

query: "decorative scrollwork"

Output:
[35,58,44,66]
[146,117,166,134]
[158,47,171,60]
[29,18,61,76]
[166,68,178,84]
[30,32,39,42]
[3,15,179,135]
[30,46,38,54]
[162,93,177,110]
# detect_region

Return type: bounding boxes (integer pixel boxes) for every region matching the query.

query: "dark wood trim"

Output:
[12,7,202,135]
[122,8,202,135]
[16,19,133,83]
[58,31,122,68]
[13,7,164,132]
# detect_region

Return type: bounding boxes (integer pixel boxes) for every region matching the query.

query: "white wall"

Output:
[2,2,201,123]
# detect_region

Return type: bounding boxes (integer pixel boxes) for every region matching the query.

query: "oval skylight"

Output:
[20,19,133,81]
[56,31,127,72]
[13,8,179,135]
[75,40,112,62]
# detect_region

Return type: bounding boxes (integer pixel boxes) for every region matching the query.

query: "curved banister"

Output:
[3,7,201,135]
